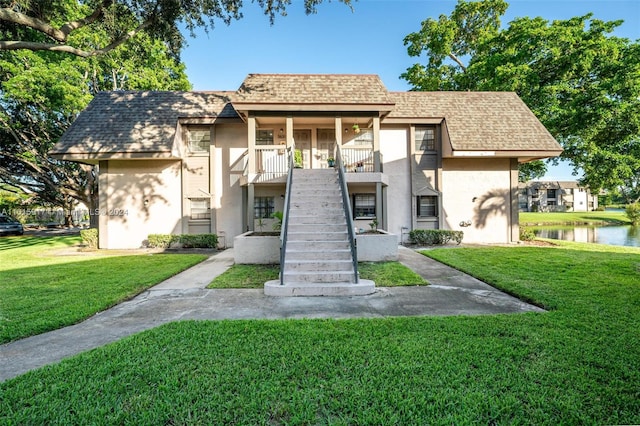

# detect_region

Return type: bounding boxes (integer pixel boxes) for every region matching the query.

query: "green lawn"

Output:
[2,241,639,424]
[0,235,207,343]
[519,210,629,225]
[207,261,427,288]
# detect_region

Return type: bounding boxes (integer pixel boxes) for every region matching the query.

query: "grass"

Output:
[0,235,208,343]
[2,241,640,424]
[519,210,629,225]
[207,261,427,288]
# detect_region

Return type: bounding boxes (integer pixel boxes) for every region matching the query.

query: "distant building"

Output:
[518,181,598,212]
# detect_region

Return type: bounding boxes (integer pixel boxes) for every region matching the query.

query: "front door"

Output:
[317,129,336,169]
[294,130,311,169]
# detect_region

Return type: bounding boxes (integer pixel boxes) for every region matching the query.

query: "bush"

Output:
[179,234,218,248]
[80,228,98,249]
[147,234,178,248]
[519,227,536,241]
[147,234,218,249]
[409,229,463,245]
[625,203,640,225]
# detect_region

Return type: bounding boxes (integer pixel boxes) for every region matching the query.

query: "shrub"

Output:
[147,234,218,248]
[409,229,463,245]
[80,228,98,249]
[519,227,536,241]
[179,234,218,248]
[625,203,640,225]
[147,234,177,248]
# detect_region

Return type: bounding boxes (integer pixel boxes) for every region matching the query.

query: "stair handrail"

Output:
[335,143,359,283]
[279,140,295,285]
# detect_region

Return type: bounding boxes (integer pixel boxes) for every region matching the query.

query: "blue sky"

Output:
[181,0,640,180]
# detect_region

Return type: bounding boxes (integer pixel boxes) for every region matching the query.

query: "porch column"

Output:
[334,116,342,147]
[286,116,293,148]
[509,158,519,242]
[248,115,256,177]
[373,116,381,172]
[247,183,255,232]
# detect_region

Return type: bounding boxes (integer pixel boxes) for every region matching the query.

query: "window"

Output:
[353,194,376,218]
[254,197,274,219]
[188,129,210,153]
[415,127,436,151]
[255,129,274,145]
[417,195,438,217]
[190,198,210,220]
[547,189,557,199]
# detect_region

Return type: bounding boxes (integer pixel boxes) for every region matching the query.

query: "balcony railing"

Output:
[255,146,288,180]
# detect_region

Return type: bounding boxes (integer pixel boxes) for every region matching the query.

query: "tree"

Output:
[402,1,640,193]
[0,0,352,58]
[0,13,190,225]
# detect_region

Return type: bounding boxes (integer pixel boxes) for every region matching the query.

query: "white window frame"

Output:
[353,194,376,219]
[417,195,438,218]
[256,129,274,146]
[187,129,210,154]
[190,198,210,220]
[415,126,436,152]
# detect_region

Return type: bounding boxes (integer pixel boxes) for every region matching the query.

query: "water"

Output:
[533,225,640,247]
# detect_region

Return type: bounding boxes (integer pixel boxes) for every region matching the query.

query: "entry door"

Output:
[294,130,311,169]
[317,129,336,169]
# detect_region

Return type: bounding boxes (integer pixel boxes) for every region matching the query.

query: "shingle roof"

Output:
[52,91,237,155]
[388,91,561,152]
[234,74,393,105]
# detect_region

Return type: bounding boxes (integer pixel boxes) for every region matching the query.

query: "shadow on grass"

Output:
[0,235,78,251]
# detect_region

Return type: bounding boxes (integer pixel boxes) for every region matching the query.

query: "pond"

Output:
[533,225,640,247]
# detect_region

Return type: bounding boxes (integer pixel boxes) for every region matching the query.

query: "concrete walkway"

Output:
[0,246,543,382]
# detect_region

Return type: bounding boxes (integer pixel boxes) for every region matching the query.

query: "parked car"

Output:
[0,214,24,236]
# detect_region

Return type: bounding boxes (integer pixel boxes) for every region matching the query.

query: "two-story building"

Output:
[519,181,598,212]
[51,73,562,249]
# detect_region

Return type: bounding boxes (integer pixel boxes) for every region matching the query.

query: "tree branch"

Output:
[449,52,467,72]
[0,8,66,41]
[0,19,154,57]
[59,0,112,37]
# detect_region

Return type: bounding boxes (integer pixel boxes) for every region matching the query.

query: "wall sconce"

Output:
[459,220,472,227]
[144,199,149,207]
[472,197,478,202]
[278,128,285,138]
[344,128,349,134]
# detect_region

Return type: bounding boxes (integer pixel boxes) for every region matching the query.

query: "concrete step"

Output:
[287,214,347,224]
[285,249,352,261]
[286,240,350,251]
[287,231,348,241]
[282,271,357,284]
[264,279,376,296]
[284,259,353,272]
[288,223,348,233]
[290,201,344,210]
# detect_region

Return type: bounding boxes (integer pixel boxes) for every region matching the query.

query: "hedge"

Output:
[409,229,463,245]
[147,234,218,249]
[80,228,98,249]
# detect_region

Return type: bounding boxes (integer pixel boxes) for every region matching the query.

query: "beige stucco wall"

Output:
[102,159,182,249]
[211,124,248,247]
[441,158,512,243]
[379,128,412,242]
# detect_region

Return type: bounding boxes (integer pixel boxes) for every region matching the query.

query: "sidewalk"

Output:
[0,246,543,382]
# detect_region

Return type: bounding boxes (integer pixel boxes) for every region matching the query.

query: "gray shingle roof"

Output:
[388,91,561,152]
[52,74,562,158]
[234,74,394,105]
[52,91,237,156]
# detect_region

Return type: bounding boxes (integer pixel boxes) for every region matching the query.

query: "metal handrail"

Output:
[279,141,295,285]
[335,144,359,283]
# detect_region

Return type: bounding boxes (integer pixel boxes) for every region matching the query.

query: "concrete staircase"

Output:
[264,169,375,296]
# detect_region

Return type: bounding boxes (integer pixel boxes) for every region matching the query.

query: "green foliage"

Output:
[409,229,463,245]
[0,236,206,343]
[147,234,218,248]
[518,160,548,182]
[179,234,218,248]
[80,228,98,249]
[271,211,283,230]
[3,242,640,423]
[402,1,640,195]
[625,203,640,225]
[293,149,303,168]
[518,227,535,241]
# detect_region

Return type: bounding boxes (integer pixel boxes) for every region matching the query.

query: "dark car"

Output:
[0,214,24,236]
